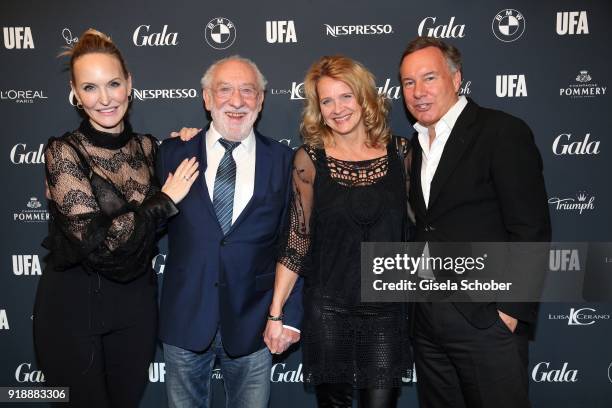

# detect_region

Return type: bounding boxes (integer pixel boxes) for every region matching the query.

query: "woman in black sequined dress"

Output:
[264,56,412,408]
[33,29,198,407]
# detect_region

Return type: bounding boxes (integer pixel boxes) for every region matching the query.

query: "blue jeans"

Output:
[163,330,272,408]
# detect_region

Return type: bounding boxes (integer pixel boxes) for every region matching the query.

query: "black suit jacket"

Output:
[409,98,551,328]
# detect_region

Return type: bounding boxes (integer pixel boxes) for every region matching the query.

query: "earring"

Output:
[76,102,83,110]
[128,93,133,102]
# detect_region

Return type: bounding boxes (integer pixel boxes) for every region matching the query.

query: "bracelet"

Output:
[267,313,284,321]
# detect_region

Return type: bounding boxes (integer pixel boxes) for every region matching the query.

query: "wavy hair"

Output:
[301,55,390,148]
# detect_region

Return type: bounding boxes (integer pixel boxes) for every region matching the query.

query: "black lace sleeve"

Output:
[44,135,176,282]
[278,146,316,275]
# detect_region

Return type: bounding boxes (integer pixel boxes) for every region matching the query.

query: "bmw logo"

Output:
[492,9,526,42]
[205,17,237,50]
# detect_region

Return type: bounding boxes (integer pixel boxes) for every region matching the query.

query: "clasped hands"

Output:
[263,320,300,355]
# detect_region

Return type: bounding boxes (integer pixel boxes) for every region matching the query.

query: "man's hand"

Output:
[169,127,201,141]
[498,310,518,333]
[263,320,300,355]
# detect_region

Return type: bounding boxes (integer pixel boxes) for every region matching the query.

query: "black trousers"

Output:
[33,266,158,408]
[413,303,530,408]
[315,383,399,408]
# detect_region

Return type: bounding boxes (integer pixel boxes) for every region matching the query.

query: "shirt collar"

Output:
[413,95,468,139]
[206,122,256,154]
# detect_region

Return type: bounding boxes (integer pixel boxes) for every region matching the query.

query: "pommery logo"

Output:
[560,70,606,98]
[14,197,49,223]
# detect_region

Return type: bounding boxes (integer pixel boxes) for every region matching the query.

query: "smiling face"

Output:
[71,52,132,133]
[317,76,365,139]
[400,46,461,129]
[204,59,264,141]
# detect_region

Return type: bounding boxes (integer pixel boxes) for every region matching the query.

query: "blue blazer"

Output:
[156,129,303,356]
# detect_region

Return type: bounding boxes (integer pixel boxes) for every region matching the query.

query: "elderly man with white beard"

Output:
[156,56,303,408]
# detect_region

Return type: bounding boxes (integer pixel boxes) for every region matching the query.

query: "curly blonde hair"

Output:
[301,55,390,148]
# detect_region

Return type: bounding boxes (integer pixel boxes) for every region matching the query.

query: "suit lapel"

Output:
[410,135,427,215]
[427,100,479,211]
[226,131,272,234]
[194,130,219,222]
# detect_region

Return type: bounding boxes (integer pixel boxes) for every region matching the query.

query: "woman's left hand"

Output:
[169,127,201,141]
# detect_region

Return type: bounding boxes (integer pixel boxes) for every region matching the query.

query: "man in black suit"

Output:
[399,37,551,407]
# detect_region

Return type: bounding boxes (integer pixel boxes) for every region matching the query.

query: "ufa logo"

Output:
[556,11,589,35]
[3,27,34,49]
[549,249,580,271]
[266,21,297,43]
[496,75,527,97]
[13,255,42,275]
[205,17,236,50]
[149,362,165,382]
[0,309,8,330]
[492,9,525,42]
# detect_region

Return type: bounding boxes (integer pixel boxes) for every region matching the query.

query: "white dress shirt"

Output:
[413,96,467,279]
[205,122,256,224]
[414,95,468,208]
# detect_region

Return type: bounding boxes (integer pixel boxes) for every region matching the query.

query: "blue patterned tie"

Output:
[213,139,241,234]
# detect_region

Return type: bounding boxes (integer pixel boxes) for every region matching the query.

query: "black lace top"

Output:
[43,120,177,282]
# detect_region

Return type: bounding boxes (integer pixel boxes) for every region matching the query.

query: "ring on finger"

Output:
[183,175,190,181]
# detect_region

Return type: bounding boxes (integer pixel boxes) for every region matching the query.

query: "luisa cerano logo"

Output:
[548,191,595,214]
[552,133,600,156]
[272,78,402,101]
[13,254,42,276]
[266,20,297,43]
[560,70,606,98]
[548,307,610,326]
[133,25,178,46]
[491,9,526,42]
[205,17,236,50]
[418,16,465,38]
[556,11,589,35]
[496,75,527,97]
[3,27,34,49]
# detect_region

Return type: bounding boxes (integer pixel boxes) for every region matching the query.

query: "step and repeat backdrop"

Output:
[1,0,611,406]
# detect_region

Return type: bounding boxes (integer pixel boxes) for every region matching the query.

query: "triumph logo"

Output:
[133,25,178,47]
[205,17,236,50]
[13,254,42,276]
[0,309,8,330]
[10,143,44,164]
[560,70,606,98]
[548,192,595,215]
[132,88,198,101]
[556,11,589,35]
[418,17,465,38]
[14,197,49,223]
[266,21,297,43]
[552,133,600,155]
[496,75,527,97]
[549,249,580,272]
[3,27,34,49]
[1,90,48,104]
[324,24,393,37]
[492,9,526,42]
[15,363,44,383]
[532,362,578,383]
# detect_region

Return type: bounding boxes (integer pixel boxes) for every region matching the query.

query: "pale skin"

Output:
[400,46,517,332]
[70,52,198,204]
[264,76,388,354]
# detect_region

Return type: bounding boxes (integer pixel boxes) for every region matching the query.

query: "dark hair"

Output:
[60,28,129,82]
[400,36,462,75]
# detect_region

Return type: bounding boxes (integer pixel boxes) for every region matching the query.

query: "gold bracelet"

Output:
[267,313,284,321]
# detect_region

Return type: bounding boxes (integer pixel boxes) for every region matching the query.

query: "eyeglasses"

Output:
[212,85,259,100]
